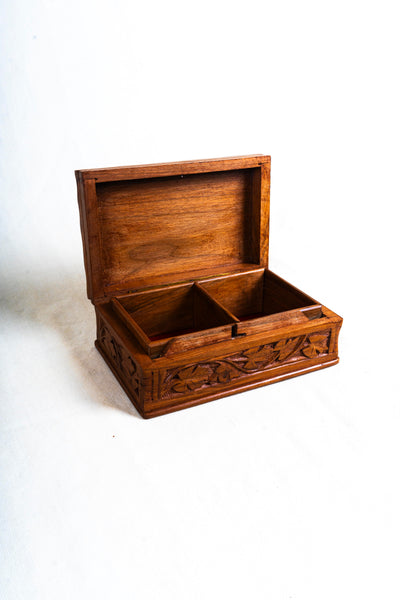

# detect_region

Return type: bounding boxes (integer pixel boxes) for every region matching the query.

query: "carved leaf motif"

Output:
[302,334,328,358]
[274,338,300,361]
[243,345,275,369]
[99,323,140,400]
[172,365,209,393]
[160,330,330,400]
[121,356,139,391]
[101,328,121,363]
[211,363,234,383]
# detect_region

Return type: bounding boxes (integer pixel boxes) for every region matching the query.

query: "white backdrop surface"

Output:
[1,1,399,599]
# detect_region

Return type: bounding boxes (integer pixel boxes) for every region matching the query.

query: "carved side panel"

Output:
[159,331,330,401]
[97,320,141,404]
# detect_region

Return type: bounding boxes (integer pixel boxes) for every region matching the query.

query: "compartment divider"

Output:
[111,297,149,347]
[194,282,239,329]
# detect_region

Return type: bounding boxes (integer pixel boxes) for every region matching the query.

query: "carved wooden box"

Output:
[76,155,342,418]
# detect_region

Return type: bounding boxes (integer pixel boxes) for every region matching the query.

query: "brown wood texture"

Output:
[76,155,342,418]
[95,301,341,418]
[110,268,331,358]
[78,154,269,183]
[76,156,270,302]
[112,282,238,358]
[200,269,319,335]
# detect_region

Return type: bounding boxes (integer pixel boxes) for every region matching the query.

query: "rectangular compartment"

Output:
[112,282,237,358]
[200,268,324,336]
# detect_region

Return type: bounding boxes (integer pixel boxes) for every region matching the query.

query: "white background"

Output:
[1,1,399,598]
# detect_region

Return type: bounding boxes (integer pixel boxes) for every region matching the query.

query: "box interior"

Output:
[200,270,318,321]
[116,283,236,342]
[115,269,323,356]
[95,168,263,295]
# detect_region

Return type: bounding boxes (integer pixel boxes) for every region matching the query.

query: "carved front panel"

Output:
[98,321,140,404]
[160,331,330,401]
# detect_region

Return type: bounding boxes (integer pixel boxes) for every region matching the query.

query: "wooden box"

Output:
[76,155,342,418]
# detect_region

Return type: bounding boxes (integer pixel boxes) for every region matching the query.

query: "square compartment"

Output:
[200,269,324,336]
[112,282,237,358]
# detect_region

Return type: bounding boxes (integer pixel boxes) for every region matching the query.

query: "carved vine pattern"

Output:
[161,331,330,400]
[99,324,140,400]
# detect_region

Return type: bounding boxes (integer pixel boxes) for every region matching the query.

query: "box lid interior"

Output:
[76,155,270,303]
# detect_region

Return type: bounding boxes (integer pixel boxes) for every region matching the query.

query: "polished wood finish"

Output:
[112,282,237,359]
[76,155,342,418]
[76,156,270,302]
[77,154,268,183]
[200,269,321,336]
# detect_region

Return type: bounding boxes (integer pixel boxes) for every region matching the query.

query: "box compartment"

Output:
[112,268,327,357]
[199,269,324,336]
[112,282,238,358]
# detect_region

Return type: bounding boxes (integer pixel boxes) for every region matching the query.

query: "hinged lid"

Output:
[76,155,270,303]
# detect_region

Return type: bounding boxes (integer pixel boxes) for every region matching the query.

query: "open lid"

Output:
[76,155,270,303]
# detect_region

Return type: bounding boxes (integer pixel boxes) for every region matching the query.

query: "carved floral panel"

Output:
[98,323,140,401]
[160,331,330,400]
